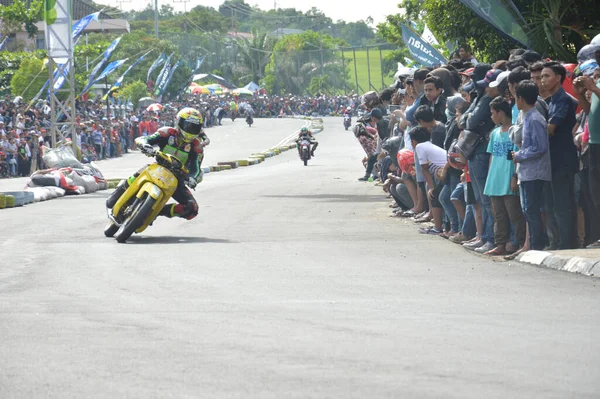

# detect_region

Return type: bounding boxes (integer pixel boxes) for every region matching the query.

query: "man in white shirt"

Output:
[16,115,25,136]
[410,126,447,235]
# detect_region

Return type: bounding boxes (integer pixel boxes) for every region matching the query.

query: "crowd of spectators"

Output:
[353,40,600,252]
[0,92,360,179]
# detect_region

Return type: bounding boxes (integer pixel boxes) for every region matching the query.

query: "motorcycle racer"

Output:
[106,107,209,220]
[295,127,318,156]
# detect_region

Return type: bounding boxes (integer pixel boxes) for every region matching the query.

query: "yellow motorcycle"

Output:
[104,149,189,243]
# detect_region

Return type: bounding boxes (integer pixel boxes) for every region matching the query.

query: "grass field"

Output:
[341,49,395,94]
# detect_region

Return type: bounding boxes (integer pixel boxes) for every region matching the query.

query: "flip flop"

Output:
[484,248,507,256]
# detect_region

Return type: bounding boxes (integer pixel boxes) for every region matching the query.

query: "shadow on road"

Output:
[262,194,384,203]
[128,236,236,244]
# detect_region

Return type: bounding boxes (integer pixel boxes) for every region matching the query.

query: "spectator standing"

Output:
[460,64,496,252]
[405,69,430,126]
[513,81,552,250]
[574,55,600,248]
[484,97,525,255]
[541,61,579,249]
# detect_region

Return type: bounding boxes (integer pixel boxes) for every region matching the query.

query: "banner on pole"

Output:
[104,51,152,100]
[153,53,173,96]
[147,53,167,85]
[82,37,122,95]
[95,59,128,82]
[157,60,182,100]
[401,23,447,67]
[458,0,529,46]
[71,11,101,41]
[422,24,440,46]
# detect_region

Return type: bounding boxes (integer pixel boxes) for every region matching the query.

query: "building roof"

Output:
[227,31,254,40]
[0,0,117,20]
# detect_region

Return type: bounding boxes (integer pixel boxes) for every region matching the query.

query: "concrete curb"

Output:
[517,250,600,278]
[16,118,324,209]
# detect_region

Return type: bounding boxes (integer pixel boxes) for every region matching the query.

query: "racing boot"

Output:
[106,178,130,209]
[159,204,176,218]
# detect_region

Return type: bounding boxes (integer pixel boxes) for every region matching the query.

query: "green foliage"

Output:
[264,31,349,95]
[0,51,46,96]
[378,0,515,63]
[10,57,46,100]
[0,0,43,38]
[308,75,330,95]
[115,80,149,107]
[128,3,229,34]
[379,0,600,63]
[230,28,275,85]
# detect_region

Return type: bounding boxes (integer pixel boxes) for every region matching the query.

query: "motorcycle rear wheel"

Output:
[303,159,308,166]
[115,194,156,243]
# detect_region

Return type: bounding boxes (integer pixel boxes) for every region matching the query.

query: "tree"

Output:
[0,51,45,96]
[10,57,47,100]
[378,0,600,63]
[263,31,349,95]
[236,28,274,85]
[115,80,149,107]
[0,0,43,38]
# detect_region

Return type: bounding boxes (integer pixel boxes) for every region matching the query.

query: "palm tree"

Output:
[237,28,274,85]
[525,0,592,60]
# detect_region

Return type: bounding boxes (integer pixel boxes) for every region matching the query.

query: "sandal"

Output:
[484,247,507,256]
[415,215,432,223]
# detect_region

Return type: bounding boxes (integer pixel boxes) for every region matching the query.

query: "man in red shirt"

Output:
[138,115,151,137]
[148,117,159,135]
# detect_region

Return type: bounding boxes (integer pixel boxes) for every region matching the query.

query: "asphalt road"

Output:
[1,117,599,398]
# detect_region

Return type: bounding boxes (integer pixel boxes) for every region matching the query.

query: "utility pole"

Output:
[117,0,131,11]
[154,0,159,39]
[172,0,189,13]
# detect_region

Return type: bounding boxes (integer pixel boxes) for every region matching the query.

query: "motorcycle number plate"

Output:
[151,167,176,186]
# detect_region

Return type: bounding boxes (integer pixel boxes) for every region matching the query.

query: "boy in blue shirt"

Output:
[483,97,526,255]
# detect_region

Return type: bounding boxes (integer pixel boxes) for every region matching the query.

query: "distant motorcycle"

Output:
[299,139,311,166]
[246,115,253,127]
[343,114,351,130]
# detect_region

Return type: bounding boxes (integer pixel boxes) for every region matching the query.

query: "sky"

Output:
[99,0,397,25]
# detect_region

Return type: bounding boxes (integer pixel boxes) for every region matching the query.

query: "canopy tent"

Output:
[232,88,254,97]
[243,81,260,93]
[192,73,236,89]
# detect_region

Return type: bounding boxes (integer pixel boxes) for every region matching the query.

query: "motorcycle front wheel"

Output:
[104,221,119,237]
[115,193,156,243]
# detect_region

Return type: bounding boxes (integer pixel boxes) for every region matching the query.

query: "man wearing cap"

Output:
[405,68,430,127]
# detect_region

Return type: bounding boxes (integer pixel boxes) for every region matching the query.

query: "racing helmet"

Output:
[300,127,309,134]
[176,107,203,143]
[577,43,600,62]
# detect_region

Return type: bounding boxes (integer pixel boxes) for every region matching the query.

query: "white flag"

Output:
[422,24,439,46]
